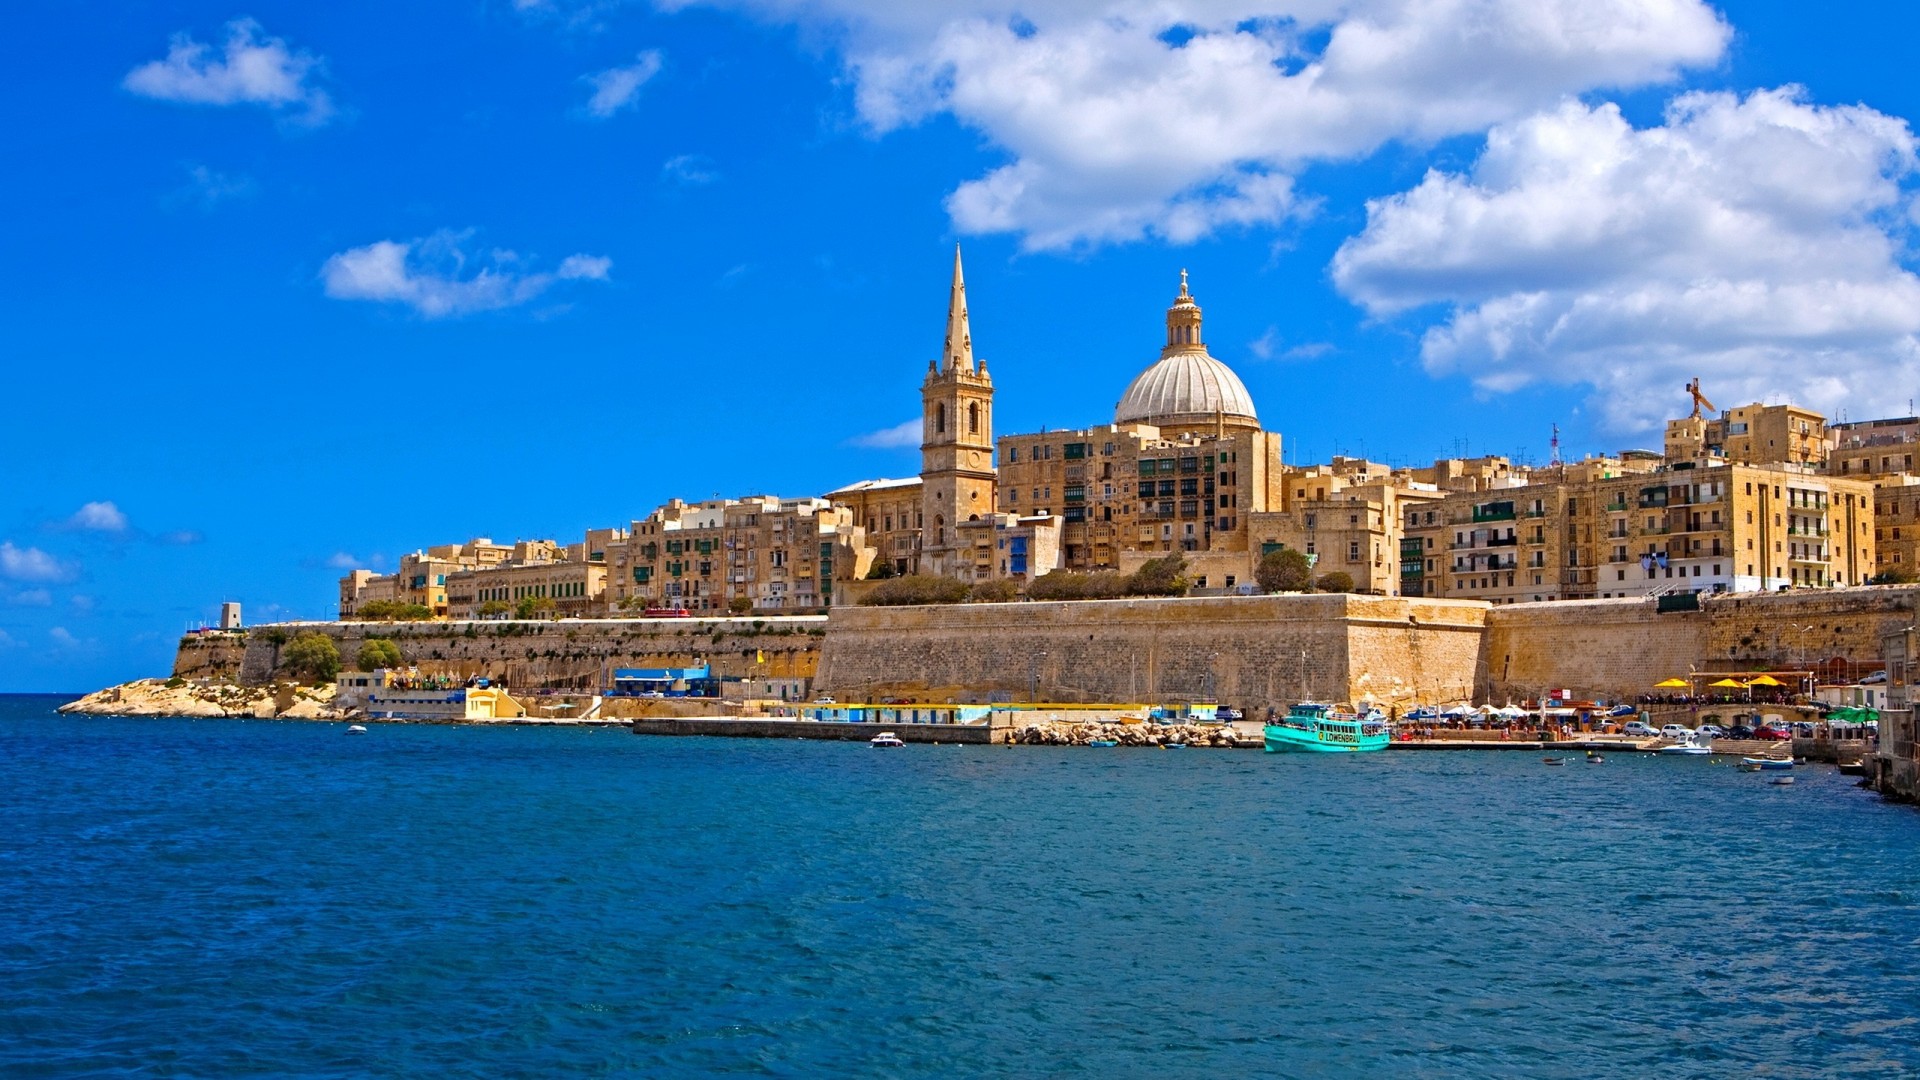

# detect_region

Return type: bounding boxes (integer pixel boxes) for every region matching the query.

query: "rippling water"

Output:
[4,694,1919,1077]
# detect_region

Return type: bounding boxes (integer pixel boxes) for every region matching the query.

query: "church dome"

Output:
[1113,271,1259,431]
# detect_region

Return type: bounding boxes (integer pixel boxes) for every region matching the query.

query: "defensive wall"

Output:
[217,617,826,688]
[173,585,1920,712]
[814,594,1487,711]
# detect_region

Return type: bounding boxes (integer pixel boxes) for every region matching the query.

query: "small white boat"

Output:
[345,724,368,734]
[869,732,905,748]
[1769,775,1796,786]
[1658,732,1713,756]
[1741,756,1794,771]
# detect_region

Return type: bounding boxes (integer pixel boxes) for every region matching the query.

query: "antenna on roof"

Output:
[1550,423,1563,468]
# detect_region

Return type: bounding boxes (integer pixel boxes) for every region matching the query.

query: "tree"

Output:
[1256,549,1312,593]
[357,638,403,671]
[357,599,433,621]
[865,560,898,580]
[284,632,341,684]
[969,579,1020,603]
[1127,554,1191,597]
[1314,571,1356,594]
[1871,568,1920,585]
[515,596,557,620]
[478,599,512,618]
[728,596,754,614]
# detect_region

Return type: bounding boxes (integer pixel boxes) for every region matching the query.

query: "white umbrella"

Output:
[1497,704,1528,718]
[1443,704,1476,718]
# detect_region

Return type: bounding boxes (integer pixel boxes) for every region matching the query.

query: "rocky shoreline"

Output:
[58,679,347,721]
[1010,720,1246,747]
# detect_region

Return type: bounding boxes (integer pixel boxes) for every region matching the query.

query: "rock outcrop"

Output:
[59,679,345,720]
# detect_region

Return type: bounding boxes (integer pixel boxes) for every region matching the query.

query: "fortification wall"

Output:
[815,594,1485,711]
[1701,586,1917,674]
[1486,599,1706,702]
[232,617,826,688]
[172,633,249,679]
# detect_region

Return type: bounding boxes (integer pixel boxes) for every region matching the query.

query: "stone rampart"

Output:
[1702,586,1917,676]
[172,632,249,679]
[232,617,826,688]
[1486,599,1707,702]
[815,594,1485,711]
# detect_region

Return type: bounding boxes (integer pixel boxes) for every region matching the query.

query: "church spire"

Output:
[942,244,975,374]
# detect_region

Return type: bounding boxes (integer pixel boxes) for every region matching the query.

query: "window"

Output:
[968,402,980,435]
[935,404,946,434]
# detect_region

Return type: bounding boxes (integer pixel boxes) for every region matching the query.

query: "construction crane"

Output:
[1685,377,1716,419]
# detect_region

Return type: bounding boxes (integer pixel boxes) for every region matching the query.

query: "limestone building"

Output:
[993,272,1285,588]
[918,246,997,578]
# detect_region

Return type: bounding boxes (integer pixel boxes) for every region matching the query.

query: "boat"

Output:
[1166,742,1187,749]
[1658,732,1714,756]
[869,732,905,748]
[345,724,367,734]
[1088,739,1117,747]
[1585,751,1604,764]
[1264,703,1391,754]
[1837,760,1867,776]
[1769,775,1796,786]
[1543,756,1566,766]
[1741,756,1794,771]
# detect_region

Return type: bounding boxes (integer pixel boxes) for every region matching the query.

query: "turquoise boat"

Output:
[1264,703,1392,753]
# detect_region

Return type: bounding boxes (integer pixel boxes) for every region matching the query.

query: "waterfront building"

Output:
[1665,400,1827,467]
[600,495,872,613]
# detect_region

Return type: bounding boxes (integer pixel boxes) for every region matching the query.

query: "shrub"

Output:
[358,600,434,622]
[861,574,972,606]
[1314,571,1356,594]
[969,579,1020,603]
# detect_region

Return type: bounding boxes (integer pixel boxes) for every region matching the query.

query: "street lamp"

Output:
[1793,623,1815,699]
[1030,649,1047,705]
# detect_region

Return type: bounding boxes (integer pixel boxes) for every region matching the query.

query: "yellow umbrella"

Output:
[1654,678,1690,688]
[1747,675,1785,687]
[1708,678,1746,688]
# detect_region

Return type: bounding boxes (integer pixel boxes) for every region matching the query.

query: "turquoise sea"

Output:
[4,693,1919,1077]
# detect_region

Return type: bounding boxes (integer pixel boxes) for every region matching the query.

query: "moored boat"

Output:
[1658,732,1714,756]
[1264,703,1391,754]
[870,731,905,748]
[345,724,367,734]
[1741,756,1794,771]
[1088,739,1117,747]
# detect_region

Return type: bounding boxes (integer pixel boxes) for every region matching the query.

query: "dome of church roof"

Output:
[1114,351,1259,428]
[1112,271,1259,430]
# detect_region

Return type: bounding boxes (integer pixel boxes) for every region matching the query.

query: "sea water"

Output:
[3,694,1919,1077]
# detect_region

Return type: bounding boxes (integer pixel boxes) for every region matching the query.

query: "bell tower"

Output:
[920,245,997,578]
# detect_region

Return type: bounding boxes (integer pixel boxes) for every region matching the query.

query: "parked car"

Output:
[1660,724,1696,739]
[1728,724,1757,740]
[1623,721,1659,737]
[812,696,836,704]
[1696,724,1727,738]
[1755,724,1794,739]
[1863,670,1889,684]
[1216,707,1243,722]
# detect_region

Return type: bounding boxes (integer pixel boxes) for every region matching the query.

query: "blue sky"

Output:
[6,0,1920,691]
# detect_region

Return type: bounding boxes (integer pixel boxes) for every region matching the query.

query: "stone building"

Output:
[993,272,1285,587]
[599,495,873,613]
[917,246,997,579]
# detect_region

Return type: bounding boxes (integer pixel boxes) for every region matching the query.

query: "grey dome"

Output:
[1114,351,1259,428]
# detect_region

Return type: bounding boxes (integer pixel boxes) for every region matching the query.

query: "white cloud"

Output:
[0,543,74,584]
[8,589,52,607]
[326,552,363,570]
[1333,87,1920,431]
[321,230,613,318]
[0,629,16,649]
[67,501,128,533]
[849,418,922,448]
[583,51,664,118]
[70,595,95,613]
[49,627,83,649]
[661,153,719,186]
[672,0,1728,249]
[123,18,334,126]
